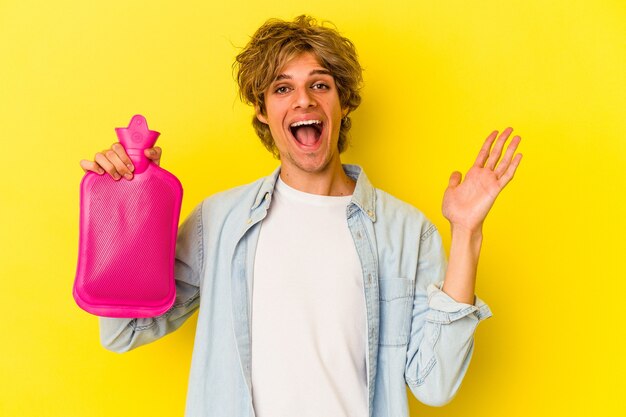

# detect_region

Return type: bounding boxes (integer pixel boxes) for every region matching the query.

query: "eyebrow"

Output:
[274,69,333,82]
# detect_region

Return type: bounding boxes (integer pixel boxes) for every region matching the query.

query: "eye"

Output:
[274,86,291,94]
[311,83,329,90]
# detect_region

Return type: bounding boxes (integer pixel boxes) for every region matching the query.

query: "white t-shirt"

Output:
[251,178,367,417]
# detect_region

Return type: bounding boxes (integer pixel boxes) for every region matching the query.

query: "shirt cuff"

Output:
[425,281,493,324]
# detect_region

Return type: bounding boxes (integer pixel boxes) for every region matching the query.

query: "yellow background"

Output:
[1,0,624,415]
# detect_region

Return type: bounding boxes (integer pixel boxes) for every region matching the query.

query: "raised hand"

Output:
[79,143,162,180]
[442,127,522,233]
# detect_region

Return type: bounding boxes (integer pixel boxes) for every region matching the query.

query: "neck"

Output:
[279,160,356,196]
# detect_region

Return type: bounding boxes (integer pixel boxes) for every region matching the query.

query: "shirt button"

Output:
[356,231,362,239]
[367,210,374,217]
[247,218,252,224]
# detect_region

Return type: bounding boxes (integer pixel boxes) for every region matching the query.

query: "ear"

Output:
[255,105,268,125]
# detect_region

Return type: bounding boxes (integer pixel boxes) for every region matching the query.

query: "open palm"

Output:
[442,128,523,231]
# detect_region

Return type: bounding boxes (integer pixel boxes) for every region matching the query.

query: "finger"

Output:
[473,130,498,168]
[448,171,462,188]
[94,152,122,180]
[79,159,104,175]
[105,148,133,180]
[494,135,521,178]
[497,153,523,188]
[144,146,162,166]
[485,127,513,170]
[111,142,134,172]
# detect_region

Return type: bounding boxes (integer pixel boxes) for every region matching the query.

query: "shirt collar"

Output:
[251,164,377,222]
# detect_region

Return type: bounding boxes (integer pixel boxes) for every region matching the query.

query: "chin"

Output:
[287,149,338,174]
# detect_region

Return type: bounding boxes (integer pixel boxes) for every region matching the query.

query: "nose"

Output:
[292,87,317,110]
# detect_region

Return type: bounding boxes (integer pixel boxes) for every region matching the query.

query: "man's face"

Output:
[256,52,347,177]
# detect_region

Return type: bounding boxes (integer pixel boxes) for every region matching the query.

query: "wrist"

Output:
[450,222,484,242]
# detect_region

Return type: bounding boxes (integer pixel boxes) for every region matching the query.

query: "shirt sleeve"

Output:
[98,202,204,353]
[405,223,491,407]
[426,281,492,324]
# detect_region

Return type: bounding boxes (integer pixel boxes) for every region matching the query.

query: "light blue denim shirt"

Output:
[99,165,492,417]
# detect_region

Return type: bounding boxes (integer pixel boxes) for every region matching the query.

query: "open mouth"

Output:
[289,120,323,147]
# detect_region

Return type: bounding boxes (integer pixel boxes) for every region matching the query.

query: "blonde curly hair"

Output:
[234,15,363,157]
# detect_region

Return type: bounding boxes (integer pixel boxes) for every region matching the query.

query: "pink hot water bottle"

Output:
[73,115,183,318]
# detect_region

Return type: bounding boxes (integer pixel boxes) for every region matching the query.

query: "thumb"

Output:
[448,171,462,188]
[144,146,162,166]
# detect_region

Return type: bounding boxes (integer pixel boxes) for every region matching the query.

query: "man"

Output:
[81,15,522,417]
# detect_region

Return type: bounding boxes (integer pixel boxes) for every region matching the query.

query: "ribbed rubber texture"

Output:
[74,163,182,318]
